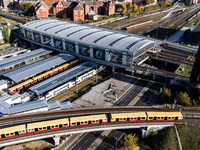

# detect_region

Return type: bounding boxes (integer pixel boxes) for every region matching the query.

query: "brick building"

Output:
[35,0,84,21]
[35,0,115,21]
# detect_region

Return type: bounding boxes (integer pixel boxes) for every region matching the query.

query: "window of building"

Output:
[108,50,123,65]
[54,38,63,49]
[43,35,51,46]
[65,42,75,53]
[25,30,32,40]
[79,45,90,56]
[93,48,105,61]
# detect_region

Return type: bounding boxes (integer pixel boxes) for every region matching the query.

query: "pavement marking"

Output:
[87,130,112,150]
[128,81,153,106]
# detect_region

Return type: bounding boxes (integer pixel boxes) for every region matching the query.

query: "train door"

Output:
[164,117,168,120]
[116,118,119,122]
[35,128,38,132]
[15,131,19,136]
[175,117,178,121]
[138,117,140,121]
[77,122,80,126]
[88,121,91,124]
[99,119,103,124]
[127,118,130,121]
[153,117,157,120]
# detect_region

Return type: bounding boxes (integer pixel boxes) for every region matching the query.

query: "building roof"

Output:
[4,54,75,83]
[60,101,72,109]
[47,100,60,110]
[0,94,11,102]
[21,19,155,56]
[74,2,84,10]
[0,80,6,85]
[30,62,97,95]
[0,48,52,71]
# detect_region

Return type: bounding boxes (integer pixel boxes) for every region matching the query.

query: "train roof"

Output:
[4,54,75,83]
[111,112,146,118]
[0,48,52,71]
[27,118,69,129]
[70,114,107,122]
[0,125,25,134]
[147,112,183,117]
[21,19,158,55]
[29,62,98,95]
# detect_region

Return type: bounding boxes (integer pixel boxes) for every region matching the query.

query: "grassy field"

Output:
[0,16,21,28]
[176,64,192,76]
[142,125,200,150]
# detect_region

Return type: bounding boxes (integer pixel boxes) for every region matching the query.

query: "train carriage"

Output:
[0,125,26,139]
[23,79,33,88]
[27,118,69,133]
[70,114,107,127]
[146,112,183,121]
[111,112,147,122]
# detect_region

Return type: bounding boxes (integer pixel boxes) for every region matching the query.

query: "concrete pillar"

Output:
[153,74,156,80]
[75,43,79,54]
[62,39,66,51]
[122,52,127,66]
[141,128,147,138]
[164,62,168,69]
[51,36,54,47]
[90,46,93,58]
[31,32,34,41]
[40,34,43,44]
[53,135,60,146]
[105,49,109,62]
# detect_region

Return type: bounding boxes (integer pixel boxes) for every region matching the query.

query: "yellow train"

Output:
[8,59,80,95]
[0,111,183,139]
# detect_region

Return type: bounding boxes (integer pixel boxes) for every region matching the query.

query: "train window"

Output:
[161,117,164,119]
[39,128,42,130]
[96,120,99,122]
[172,117,174,119]
[55,125,58,127]
[168,117,171,119]
[85,121,87,123]
[6,134,9,136]
[10,133,14,135]
[51,126,54,128]
[149,117,153,119]
[158,117,160,119]
[123,118,126,120]
[72,123,76,125]
[29,129,34,131]
[134,118,137,120]
[92,121,95,123]
[141,117,145,119]
[43,127,46,129]
[131,118,133,120]
[64,124,68,126]
[119,118,122,120]
[81,122,84,124]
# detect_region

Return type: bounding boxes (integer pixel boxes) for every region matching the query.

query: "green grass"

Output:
[177,125,200,150]
[143,127,179,150]
[142,125,200,150]
[176,64,193,76]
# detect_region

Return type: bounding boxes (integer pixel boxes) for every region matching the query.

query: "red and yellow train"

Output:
[0,111,183,139]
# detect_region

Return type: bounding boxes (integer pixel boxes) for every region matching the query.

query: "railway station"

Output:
[4,53,75,83]
[29,62,98,97]
[19,19,156,71]
[0,48,52,73]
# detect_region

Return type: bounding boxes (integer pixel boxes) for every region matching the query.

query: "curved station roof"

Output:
[21,19,155,55]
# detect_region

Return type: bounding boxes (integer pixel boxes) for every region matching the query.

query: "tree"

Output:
[133,3,138,13]
[122,4,127,14]
[2,25,10,43]
[126,2,133,11]
[176,92,192,106]
[163,88,172,103]
[18,2,35,16]
[120,134,138,150]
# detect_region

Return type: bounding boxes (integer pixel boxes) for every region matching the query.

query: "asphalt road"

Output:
[115,79,149,106]
[134,82,164,106]
[95,130,124,150]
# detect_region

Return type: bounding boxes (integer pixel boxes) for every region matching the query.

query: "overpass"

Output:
[0,122,175,147]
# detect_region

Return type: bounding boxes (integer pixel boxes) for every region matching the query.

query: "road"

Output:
[61,78,164,150]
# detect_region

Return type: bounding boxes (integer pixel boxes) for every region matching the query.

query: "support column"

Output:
[62,39,66,51]
[40,34,43,44]
[51,36,54,47]
[122,52,127,66]
[53,135,60,146]
[31,32,34,41]
[141,127,147,138]
[105,49,109,62]
[90,46,93,58]
[75,43,79,54]
[153,74,156,80]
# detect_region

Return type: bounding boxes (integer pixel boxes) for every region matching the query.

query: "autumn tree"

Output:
[176,92,192,106]
[122,4,127,14]
[120,134,138,150]
[163,88,172,103]
[18,2,35,15]
[133,3,138,13]
[2,25,10,43]
[116,3,123,12]
[126,2,133,11]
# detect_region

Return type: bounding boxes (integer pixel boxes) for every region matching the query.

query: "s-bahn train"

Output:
[8,59,80,95]
[0,111,183,139]
[44,65,104,100]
